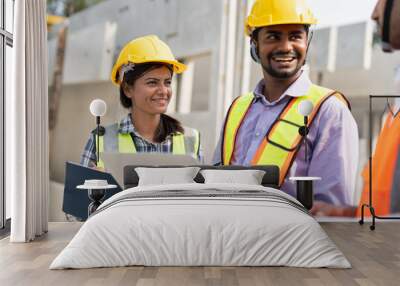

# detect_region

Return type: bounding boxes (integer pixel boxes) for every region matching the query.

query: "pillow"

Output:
[200,169,266,185]
[135,167,201,186]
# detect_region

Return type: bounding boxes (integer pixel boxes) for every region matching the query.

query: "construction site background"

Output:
[45,0,400,221]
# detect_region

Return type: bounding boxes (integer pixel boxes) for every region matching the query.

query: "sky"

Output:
[307,0,378,28]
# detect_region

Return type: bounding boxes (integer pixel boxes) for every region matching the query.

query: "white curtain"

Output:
[7,0,49,242]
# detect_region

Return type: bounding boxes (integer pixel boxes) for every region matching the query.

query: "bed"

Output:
[50,165,350,269]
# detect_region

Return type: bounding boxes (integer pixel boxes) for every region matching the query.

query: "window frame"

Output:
[0,0,14,231]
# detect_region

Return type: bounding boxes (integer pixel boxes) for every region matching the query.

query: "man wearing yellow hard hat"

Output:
[81,35,202,168]
[213,0,359,216]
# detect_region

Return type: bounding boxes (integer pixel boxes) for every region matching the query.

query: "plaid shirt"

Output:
[80,114,202,167]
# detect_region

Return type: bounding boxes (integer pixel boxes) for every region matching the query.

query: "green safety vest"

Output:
[96,123,200,168]
[222,84,350,186]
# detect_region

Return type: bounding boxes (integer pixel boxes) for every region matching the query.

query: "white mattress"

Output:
[50,183,350,269]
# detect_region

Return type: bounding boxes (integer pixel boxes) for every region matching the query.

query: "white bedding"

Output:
[50,183,350,269]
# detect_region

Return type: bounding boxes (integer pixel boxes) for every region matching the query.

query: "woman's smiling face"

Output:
[124,66,173,115]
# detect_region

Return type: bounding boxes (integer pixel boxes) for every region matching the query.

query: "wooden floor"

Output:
[0,222,399,286]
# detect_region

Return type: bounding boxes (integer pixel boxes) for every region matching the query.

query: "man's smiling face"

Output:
[255,24,308,79]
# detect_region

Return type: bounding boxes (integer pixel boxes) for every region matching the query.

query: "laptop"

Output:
[101,152,200,187]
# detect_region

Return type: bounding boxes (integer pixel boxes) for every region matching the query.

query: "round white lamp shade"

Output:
[298,100,314,116]
[89,99,107,117]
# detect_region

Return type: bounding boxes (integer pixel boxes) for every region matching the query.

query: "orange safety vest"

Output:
[357,112,400,216]
[222,84,350,186]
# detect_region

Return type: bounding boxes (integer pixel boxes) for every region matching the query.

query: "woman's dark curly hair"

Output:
[118,62,184,143]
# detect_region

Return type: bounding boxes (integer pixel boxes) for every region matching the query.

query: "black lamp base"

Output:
[87,189,106,216]
[290,177,321,210]
[296,180,314,210]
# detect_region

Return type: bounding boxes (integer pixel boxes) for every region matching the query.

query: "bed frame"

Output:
[123,165,280,189]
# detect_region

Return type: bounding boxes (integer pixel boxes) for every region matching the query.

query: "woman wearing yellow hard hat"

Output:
[81,35,202,168]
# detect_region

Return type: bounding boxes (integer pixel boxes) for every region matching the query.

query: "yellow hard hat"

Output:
[245,0,317,36]
[111,35,186,86]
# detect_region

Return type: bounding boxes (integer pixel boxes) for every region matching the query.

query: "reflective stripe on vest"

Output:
[96,135,107,169]
[222,84,350,187]
[222,93,255,166]
[96,124,200,168]
[96,132,138,168]
[172,134,186,155]
[173,129,200,158]
[118,133,136,153]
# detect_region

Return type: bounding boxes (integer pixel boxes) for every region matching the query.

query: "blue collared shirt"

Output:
[213,72,359,206]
